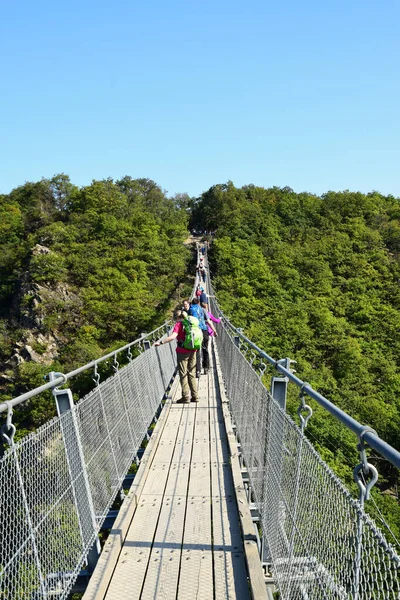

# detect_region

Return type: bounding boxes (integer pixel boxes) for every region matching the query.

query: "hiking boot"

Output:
[191,397,199,403]
[196,371,201,378]
[176,397,190,404]
[204,368,209,375]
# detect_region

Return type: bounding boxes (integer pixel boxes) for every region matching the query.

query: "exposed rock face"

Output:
[1,244,81,387]
[32,244,52,256]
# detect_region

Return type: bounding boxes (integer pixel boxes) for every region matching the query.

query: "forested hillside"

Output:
[191,182,400,540]
[1,175,400,540]
[0,175,192,430]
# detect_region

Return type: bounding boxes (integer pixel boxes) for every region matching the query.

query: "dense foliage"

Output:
[1,174,399,543]
[191,182,400,541]
[0,175,191,430]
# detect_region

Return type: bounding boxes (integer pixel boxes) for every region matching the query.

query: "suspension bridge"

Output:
[1,254,399,599]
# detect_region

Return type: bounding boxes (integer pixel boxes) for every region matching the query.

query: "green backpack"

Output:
[182,316,203,350]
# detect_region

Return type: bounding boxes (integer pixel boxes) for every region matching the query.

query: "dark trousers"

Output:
[202,330,210,369]
[196,351,202,377]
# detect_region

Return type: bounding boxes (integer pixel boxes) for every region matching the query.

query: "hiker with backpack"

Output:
[189,297,216,375]
[201,301,220,337]
[154,309,202,403]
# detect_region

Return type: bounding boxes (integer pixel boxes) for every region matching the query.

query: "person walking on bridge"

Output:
[189,297,216,375]
[201,301,220,337]
[198,263,207,283]
[154,309,198,403]
[199,287,208,304]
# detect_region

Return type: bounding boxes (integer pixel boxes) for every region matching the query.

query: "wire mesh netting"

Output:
[0,339,176,599]
[209,285,400,600]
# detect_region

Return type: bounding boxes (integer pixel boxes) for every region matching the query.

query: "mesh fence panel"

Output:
[210,291,400,600]
[0,341,176,599]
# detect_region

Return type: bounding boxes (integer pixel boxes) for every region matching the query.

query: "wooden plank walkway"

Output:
[84,341,266,600]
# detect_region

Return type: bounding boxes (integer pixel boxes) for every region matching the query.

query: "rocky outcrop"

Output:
[1,244,81,387]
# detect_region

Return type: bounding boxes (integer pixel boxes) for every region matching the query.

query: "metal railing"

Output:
[0,324,176,600]
[208,278,400,599]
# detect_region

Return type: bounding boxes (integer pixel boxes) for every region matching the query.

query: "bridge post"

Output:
[262,358,293,577]
[141,333,151,351]
[49,373,101,573]
[270,357,291,410]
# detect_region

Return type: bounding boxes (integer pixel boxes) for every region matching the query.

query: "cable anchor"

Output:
[0,401,16,447]
[297,382,313,432]
[92,363,100,386]
[258,360,267,379]
[353,426,379,502]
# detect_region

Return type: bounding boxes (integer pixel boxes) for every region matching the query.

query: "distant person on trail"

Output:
[198,264,206,283]
[201,244,206,255]
[199,287,208,304]
[155,309,199,403]
[189,297,215,375]
[201,302,220,337]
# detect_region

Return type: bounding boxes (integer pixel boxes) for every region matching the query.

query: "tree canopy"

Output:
[1,175,399,542]
[0,174,192,428]
[191,182,400,542]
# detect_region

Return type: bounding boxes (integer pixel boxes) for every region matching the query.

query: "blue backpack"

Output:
[188,303,207,331]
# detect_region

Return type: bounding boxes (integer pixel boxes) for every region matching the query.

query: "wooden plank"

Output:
[172,438,193,462]
[211,462,235,498]
[140,497,187,600]
[162,405,192,440]
[83,377,182,600]
[209,404,229,464]
[151,438,176,463]
[178,382,213,599]
[136,375,198,600]
[210,433,230,463]
[191,402,210,463]
[205,342,251,598]
[164,462,190,496]
[177,414,196,440]
[212,495,251,599]
[177,496,214,600]
[207,367,229,464]
[188,462,211,498]
[213,343,268,600]
[212,496,243,549]
[191,435,210,463]
[164,407,184,425]
[140,461,171,495]
[213,549,250,600]
[104,496,163,600]
[195,372,209,408]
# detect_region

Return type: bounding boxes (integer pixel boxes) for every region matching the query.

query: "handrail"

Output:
[210,285,400,471]
[0,321,171,415]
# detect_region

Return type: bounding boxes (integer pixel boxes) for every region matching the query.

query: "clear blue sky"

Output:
[1,0,399,198]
